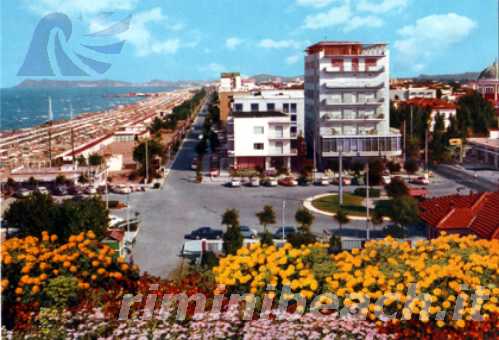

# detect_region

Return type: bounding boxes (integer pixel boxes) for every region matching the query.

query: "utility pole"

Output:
[47,97,53,168]
[425,128,429,174]
[313,132,317,181]
[366,162,370,240]
[410,105,414,138]
[145,139,149,185]
[282,200,286,240]
[70,103,76,170]
[339,145,343,206]
[403,120,407,163]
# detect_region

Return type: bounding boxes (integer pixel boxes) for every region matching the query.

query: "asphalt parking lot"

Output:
[110,111,479,277]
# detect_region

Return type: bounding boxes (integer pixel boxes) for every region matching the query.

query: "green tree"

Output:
[77,155,87,167]
[3,193,109,242]
[430,113,451,163]
[377,196,419,227]
[457,91,497,136]
[368,158,385,185]
[294,208,315,233]
[334,208,350,231]
[149,117,164,134]
[88,153,104,167]
[385,176,409,198]
[256,205,276,233]
[55,175,67,186]
[222,209,243,255]
[133,139,164,177]
[404,159,419,174]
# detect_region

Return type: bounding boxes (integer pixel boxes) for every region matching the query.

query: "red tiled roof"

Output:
[403,98,457,110]
[419,192,499,239]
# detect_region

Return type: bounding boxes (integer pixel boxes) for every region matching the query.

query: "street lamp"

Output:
[365,162,370,240]
[338,143,344,206]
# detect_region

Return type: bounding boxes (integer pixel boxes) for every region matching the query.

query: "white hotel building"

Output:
[304,41,402,168]
[227,90,304,170]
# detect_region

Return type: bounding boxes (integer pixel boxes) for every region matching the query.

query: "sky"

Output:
[1,0,498,87]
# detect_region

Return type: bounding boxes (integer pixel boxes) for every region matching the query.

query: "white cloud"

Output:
[296,0,336,8]
[286,54,302,65]
[356,0,408,14]
[25,0,138,15]
[226,37,243,49]
[344,15,383,32]
[89,7,195,56]
[394,13,476,71]
[303,4,351,29]
[259,39,304,49]
[201,63,227,76]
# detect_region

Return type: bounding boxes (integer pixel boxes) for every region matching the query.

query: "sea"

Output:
[0,86,176,131]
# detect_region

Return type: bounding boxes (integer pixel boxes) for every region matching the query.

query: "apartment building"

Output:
[304,41,401,168]
[227,89,305,170]
[390,86,437,101]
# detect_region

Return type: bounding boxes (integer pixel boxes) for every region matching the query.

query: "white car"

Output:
[113,185,132,194]
[249,177,260,187]
[315,177,330,186]
[382,176,392,185]
[36,186,49,194]
[109,215,125,227]
[230,178,241,187]
[84,186,97,195]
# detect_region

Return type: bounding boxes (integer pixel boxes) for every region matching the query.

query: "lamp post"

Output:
[282,200,286,240]
[365,162,370,240]
[338,144,344,206]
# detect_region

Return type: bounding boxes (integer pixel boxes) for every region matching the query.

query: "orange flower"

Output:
[62,261,71,269]
[15,287,23,295]
[86,231,96,239]
[91,260,99,267]
[31,285,40,294]
[69,265,77,273]
[50,234,58,242]
[120,263,129,271]
[97,268,106,275]
[91,274,97,281]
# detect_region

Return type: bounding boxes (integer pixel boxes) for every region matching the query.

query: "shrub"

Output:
[384,176,409,198]
[287,231,317,248]
[353,188,381,198]
[201,251,219,269]
[153,182,161,189]
[223,226,243,255]
[386,161,401,173]
[404,158,420,174]
[43,276,81,308]
[382,224,408,238]
[259,230,274,246]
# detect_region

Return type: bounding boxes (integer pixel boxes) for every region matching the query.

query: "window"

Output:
[291,114,297,122]
[234,103,243,111]
[290,103,297,113]
[253,143,264,150]
[267,103,275,111]
[253,126,264,134]
[283,103,290,113]
[251,103,259,111]
[290,126,297,135]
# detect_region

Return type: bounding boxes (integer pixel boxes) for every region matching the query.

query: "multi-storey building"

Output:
[304,41,402,168]
[227,89,304,170]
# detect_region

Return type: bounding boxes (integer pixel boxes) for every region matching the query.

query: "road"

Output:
[113,108,475,277]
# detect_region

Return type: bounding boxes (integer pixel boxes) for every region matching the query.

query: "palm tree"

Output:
[334,208,350,232]
[295,207,314,233]
[256,205,276,233]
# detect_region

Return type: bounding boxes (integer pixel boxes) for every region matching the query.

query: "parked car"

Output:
[227,178,241,187]
[332,177,351,185]
[53,185,68,196]
[184,226,223,240]
[14,188,31,198]
[239,225,258,239]
[112,185,131,194]
[68,186,83,195]
[35,186,49,195]
[314,177,330,186]
[84,186,97,195]
[249,177,260,187]
[278,177,298,187]
[109,214,125,227]
[411,176,430,185]
[382,175,392,185]
[273,226,297,239]
[262,177,278,187]
[298,176,311,186]
[191,159,198,170]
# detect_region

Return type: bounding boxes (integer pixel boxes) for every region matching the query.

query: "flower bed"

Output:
[213,235,499,335]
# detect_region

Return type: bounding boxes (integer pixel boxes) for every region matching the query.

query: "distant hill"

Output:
[415,72,480,82]
[15,79,210,89]
[251,74,304,83]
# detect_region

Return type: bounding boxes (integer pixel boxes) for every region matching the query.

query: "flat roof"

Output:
[232,111,288,118]
[468,138,499,150]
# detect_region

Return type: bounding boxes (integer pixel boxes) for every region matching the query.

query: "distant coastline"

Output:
[13,79,210,89]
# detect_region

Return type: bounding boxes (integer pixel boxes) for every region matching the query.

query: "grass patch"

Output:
[311,193,366,216]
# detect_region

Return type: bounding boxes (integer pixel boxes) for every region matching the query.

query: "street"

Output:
[114,108,475,278]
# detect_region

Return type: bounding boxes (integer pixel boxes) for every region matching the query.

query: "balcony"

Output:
[323,65,385,73]
[322,98,384,107]
[321,113,385,122]
[324,81,385,90]
[268,148,298,156]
